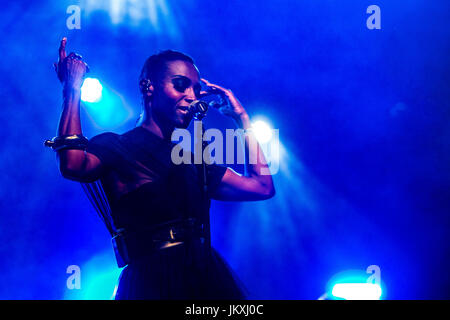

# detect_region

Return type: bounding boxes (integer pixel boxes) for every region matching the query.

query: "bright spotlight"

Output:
[252,120,273,143]
[85,0,180,39]
[332,283,382,300]
[81,78,103,103]
[63,250,123,300]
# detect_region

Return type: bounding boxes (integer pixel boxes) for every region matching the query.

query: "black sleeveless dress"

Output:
[86,126,247,299]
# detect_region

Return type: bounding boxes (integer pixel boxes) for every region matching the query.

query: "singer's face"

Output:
[152,60,201,129]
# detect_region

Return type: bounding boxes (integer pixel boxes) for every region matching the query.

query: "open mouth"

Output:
[177,106,190,114]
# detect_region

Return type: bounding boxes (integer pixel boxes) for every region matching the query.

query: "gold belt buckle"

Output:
[159,241,183,249]
[156,227,182,249]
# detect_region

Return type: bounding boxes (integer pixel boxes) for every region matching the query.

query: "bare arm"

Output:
[201,79,275,201]
[54,38,102,182]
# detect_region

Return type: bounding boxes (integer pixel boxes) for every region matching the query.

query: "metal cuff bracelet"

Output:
[44,134,88,151]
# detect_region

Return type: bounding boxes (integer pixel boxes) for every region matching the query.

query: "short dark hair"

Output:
[139,50,195,85]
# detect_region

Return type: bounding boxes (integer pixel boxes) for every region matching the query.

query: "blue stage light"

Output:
[252,120,273,143]
[63,250,123,300]
[81,78,103,103]
[81,81,134,130]
[332,283,382,300]
[84,0,179,38]
[323,268,385,300]
[80,268,122,300]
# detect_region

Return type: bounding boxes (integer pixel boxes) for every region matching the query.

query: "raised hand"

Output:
[53,37,89,90]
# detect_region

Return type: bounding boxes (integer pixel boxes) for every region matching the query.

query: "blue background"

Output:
[0,0,448,299]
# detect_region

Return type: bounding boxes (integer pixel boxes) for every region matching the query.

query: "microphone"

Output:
[189,100,209,120]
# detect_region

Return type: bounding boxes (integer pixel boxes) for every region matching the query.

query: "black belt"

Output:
[112,218,207,267]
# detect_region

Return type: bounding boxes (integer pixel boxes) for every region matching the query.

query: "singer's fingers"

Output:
[201,78,222,89]
[58,37,67,62]
[201,78,222,88]
[198,87,221,98]
[201,78,231,95]
[198,90,209,98]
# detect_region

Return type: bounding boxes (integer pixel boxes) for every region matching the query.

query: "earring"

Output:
[140,79,152,94]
